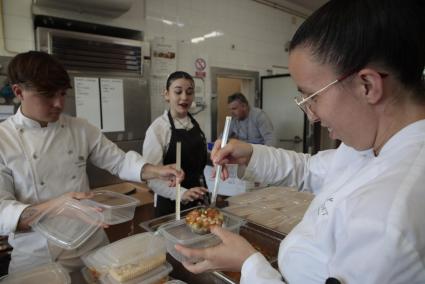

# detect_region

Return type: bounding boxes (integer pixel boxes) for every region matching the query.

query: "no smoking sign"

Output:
[195,58,207,78]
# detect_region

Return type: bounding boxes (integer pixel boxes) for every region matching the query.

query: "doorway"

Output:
[261,74,306,152]
[210,67,259,140]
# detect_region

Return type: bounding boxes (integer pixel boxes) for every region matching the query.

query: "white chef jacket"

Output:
[0,109,146,272]
[142,111,194,205]
[240,119,425,284]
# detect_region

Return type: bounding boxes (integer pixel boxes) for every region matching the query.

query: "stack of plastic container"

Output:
[82,232,171,284]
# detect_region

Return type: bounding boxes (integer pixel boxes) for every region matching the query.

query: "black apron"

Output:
[155,111,208,217]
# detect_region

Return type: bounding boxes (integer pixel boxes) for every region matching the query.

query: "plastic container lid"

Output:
[90,191,140,207]
[31,198,104,250]
[246,208,290,229]
[81,191,140,225]
[82,232,166,279]
[158,210,245,263]
[1,263,70,284]
[223,204,262,217]
[101,262,173,284]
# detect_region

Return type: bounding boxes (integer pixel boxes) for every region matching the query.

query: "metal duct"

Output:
[36,27,142,75]
[33,0,133,18]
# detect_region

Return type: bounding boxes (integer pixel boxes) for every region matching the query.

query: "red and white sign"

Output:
[194,57,207,78]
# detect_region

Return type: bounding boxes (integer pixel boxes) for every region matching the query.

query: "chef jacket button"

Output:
[68,150,73,154]
[78,156,84,161]
[61,124,65,128]
[40,181,45,186]
[72,175,76,179]
[19,129,24,134]
[33,154,38,159]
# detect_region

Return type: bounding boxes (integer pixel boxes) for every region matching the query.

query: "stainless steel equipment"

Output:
[36,27,150,187]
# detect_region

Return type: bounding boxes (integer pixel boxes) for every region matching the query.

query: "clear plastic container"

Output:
[101,262,172,284]
[81,266,98,284]
[223,204,261,217]
[82,232,166,282]
[158,210,245,263]
[31,198,104,250]
[1,263,70,284]
[275,215,303,234]
[226,191,265,205]
[247,209,290,229]
[81,191,140,225]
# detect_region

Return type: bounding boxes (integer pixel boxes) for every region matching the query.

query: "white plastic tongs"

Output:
[210,116,232,207]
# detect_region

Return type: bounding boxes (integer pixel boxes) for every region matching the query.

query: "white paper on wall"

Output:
[100,78,125,132]
[74,77,101,129]
[150,38,177,76]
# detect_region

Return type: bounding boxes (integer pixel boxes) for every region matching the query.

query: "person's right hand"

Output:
[211,139,253,180]
[141,163,185,186]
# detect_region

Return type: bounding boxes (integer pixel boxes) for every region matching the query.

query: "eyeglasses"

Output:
[294,72,354,123]
[294,72,388,123]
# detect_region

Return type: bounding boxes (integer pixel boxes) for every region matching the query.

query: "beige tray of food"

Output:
[224,187,314,235]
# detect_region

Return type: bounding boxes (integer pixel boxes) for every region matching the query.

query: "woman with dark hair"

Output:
[143,71,208,217]
[175,0,425,283]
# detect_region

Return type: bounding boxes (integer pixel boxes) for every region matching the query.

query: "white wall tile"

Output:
[3,0,32,17]
[4,38,35,53]
[3,15,33,41]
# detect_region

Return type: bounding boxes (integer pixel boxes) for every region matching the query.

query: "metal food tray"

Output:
[140,208,285,284]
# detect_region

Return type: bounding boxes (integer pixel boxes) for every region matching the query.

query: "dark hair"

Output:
[7,51,71,96]
[289,0,425,97]
[228,92,249,105]
[166,71,194,90]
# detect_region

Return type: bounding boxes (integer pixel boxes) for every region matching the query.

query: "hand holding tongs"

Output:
[210,116,232,207]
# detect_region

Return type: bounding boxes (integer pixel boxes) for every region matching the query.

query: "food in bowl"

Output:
[185,207,224,234]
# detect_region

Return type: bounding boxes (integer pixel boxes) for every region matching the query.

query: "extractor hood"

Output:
[33,0,133,18]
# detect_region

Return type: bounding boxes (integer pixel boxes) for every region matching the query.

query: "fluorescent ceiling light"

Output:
[190,30,223,44]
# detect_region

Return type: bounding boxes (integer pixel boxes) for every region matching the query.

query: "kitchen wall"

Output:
[0,0,305,141]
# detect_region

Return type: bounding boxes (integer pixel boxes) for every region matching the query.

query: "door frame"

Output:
[210,67,260,140]
[260,74,321,153]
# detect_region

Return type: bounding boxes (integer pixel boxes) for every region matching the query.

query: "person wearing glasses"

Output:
[175,0,425,283]
[227,92,275,146]
[0,51,183,273]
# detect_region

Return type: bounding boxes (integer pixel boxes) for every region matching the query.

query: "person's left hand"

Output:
[141,163,184,186]
[175,226,257,273]
[182,187,207,202]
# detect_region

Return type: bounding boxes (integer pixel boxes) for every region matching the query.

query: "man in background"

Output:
[227,92,275,146]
